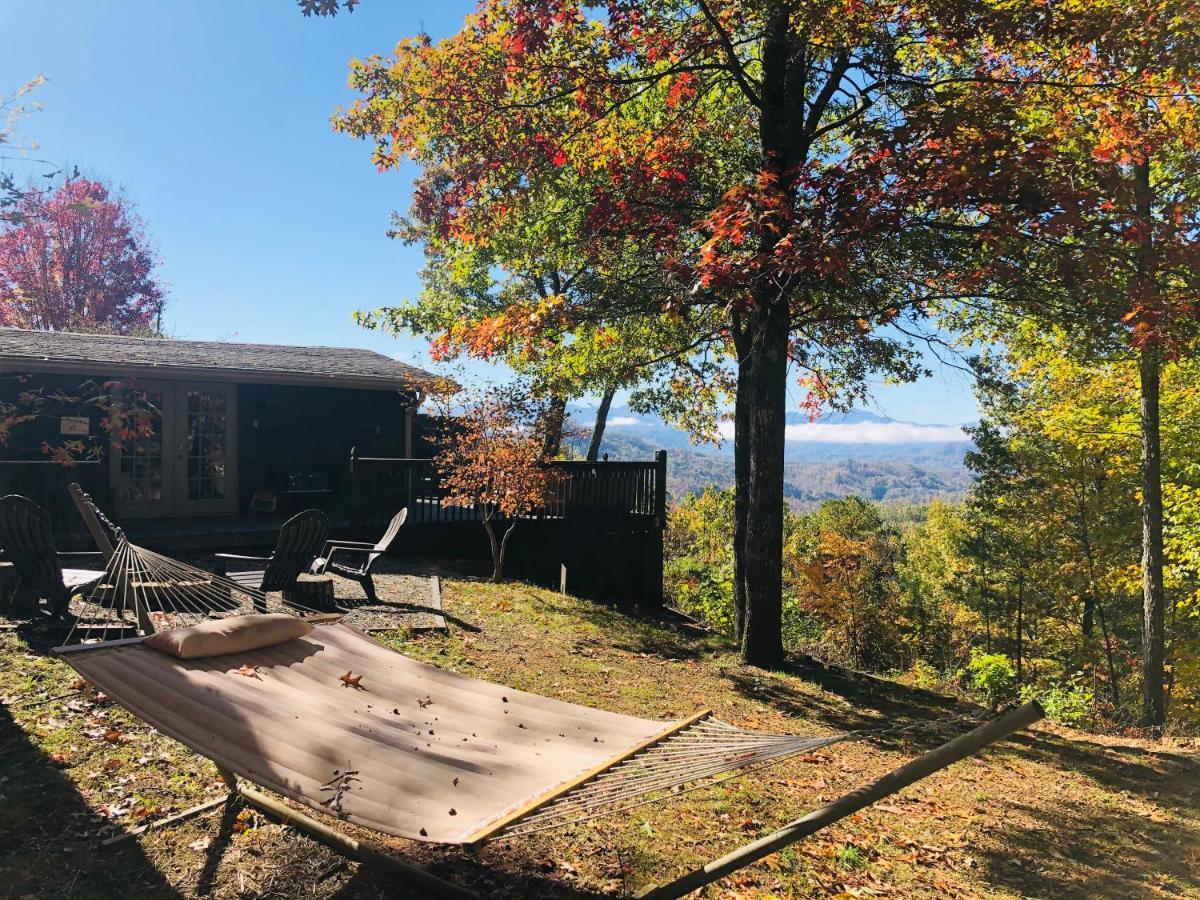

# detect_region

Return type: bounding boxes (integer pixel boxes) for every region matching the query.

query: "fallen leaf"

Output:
[189,837,212,851]
[340,671,364,689]
[233,665,260,679]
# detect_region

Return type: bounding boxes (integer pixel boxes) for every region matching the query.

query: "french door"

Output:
[111,382,238,518]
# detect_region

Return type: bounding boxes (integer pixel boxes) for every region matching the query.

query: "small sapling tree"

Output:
[434,389,557,582]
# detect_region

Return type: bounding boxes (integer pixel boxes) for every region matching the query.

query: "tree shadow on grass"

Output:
[555,596,729,662]
[0,703,180,899]
[194,797,239,896]
[724,658,1200,803]
[722,655,977,751]
[328,855,607,900]
[1000,727,1200,802]
[975,794,1200,899]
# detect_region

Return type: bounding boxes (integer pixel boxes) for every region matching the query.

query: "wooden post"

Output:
[349,447,360,531]
[636,701,1045,899]
[645,450,668,608]
[653,450,668,529]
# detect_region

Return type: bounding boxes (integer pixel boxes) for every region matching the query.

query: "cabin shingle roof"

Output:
[0,328,441,393]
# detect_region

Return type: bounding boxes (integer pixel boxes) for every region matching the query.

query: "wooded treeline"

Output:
[667,324,1200,728]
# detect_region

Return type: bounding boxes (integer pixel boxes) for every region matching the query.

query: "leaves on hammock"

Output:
[233,665,260,679]
[340,671,364,689]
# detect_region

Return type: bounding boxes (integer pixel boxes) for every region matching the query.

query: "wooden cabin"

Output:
[0,329,667,605]
[0,328,441,547]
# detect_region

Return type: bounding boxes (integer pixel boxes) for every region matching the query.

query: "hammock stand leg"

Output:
[635,700,1045,899]
[218,768,478,900]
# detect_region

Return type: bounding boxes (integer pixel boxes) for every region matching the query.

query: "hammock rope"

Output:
[493,706,995,838]
[62,535,329,647]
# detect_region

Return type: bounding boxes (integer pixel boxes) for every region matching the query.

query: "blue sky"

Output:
[0,0,979,427]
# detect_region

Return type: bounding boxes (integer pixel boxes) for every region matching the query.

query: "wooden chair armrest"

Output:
[322,540,374,551]
[213,552,271,578]
[325,545,368,572]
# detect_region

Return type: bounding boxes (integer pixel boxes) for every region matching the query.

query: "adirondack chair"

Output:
[311,508,407,602]
[0,494,106,618]
[212,509,330,598]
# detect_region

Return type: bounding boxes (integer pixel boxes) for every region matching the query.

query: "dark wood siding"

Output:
[237,384,411,519]
[1,374,414,536]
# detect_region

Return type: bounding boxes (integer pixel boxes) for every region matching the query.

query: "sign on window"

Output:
[60,416,90,436]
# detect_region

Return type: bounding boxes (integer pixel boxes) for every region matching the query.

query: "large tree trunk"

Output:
[1134,155,1166,728]
[732,319,752,641]
[585,388,616,462]
[1139,345,1166,726]
[734,6,802,668]
[739,299,789,668]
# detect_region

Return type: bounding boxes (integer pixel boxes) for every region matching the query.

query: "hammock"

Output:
[50,530,1045,899]
[55,538,848,844]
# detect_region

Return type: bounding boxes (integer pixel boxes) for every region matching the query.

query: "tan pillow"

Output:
[143,613,313,660]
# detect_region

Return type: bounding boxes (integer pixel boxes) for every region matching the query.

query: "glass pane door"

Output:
[173,383,238,515]
[110,383,174,518]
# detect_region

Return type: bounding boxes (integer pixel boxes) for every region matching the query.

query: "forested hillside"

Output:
[584,422,973,507]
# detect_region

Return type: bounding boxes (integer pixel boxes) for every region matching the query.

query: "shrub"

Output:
[966,651,1016,707]
[906,658,943,691]
[1021,675,1094,726]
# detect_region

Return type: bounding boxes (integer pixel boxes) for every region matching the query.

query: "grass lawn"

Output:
[2,568,1199,899]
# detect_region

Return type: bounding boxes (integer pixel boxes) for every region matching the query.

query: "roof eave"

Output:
[0,357,431,395]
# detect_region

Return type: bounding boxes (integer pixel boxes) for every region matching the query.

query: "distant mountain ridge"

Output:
[566,404,974,507]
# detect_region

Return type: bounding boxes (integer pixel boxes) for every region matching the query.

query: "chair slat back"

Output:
[260,509,330,593]
[373,508,408,553]
[0,495,65,593]
[368,508,407,568]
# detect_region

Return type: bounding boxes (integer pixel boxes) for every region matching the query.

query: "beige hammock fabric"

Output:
[55,536,848,845]
[59,622,678,844]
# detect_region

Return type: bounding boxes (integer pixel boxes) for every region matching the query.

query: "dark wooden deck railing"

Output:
[349,449,668,533]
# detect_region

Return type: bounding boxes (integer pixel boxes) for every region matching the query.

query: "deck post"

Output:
[652,450,668,529]
[636,701,1045,899]
[647,450,667,607]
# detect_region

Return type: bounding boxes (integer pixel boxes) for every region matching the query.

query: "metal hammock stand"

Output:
[56,483,1044,900]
